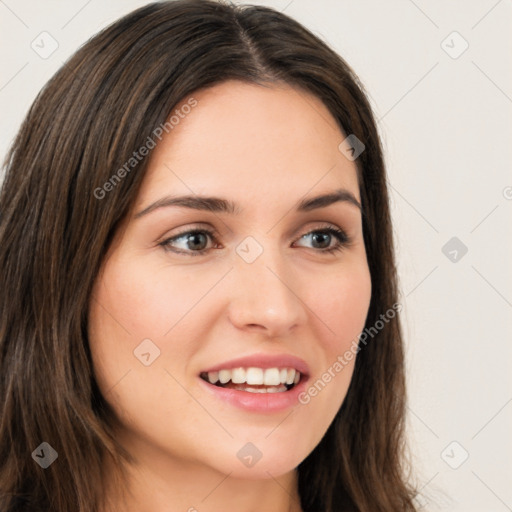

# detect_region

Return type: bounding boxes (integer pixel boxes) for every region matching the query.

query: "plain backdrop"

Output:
[1,1,511,510]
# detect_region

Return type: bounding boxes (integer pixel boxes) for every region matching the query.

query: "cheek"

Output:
[87,252,228,412]
[314,259,372,350]
[296,260,371,435]
[90,253,222,341]
[87,258,213,447]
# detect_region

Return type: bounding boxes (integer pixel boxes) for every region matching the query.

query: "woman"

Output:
[0,1,417,510]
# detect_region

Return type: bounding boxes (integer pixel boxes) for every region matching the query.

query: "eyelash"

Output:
[158,225,351,256]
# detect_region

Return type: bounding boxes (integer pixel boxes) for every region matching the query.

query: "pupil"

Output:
[188,233,206,250]
[313,232,330,248]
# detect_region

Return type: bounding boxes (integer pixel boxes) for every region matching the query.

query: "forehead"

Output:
[137,80,359,207]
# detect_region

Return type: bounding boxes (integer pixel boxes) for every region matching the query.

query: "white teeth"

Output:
[218,369,231,384]
[203,367,302,387]
[231,367,246,384]
[240,384,287,393]
[263,368,281,386]
[286,368,296,385]
[246,367,264,385]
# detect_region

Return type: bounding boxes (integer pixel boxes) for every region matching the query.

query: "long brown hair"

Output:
[0,1,417,510]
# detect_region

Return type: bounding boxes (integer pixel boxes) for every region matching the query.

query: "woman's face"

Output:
[88,80,371,479]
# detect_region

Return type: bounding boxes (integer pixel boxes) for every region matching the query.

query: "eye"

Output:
[159,228,218,256]
[293,226,350,254]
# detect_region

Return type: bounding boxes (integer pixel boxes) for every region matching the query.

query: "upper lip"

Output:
[200,353,310,377]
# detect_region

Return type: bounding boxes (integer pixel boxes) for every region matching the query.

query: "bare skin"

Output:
[89,80,371,512]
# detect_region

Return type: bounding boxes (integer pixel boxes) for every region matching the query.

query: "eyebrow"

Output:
[134,188,361,219]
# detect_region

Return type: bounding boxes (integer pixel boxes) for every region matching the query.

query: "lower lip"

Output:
[198,376,309,413]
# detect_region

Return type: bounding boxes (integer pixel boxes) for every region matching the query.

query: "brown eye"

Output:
[160,229,217,256]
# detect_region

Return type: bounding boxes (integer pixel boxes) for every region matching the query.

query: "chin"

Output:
[217,459,300,480]
[198,437,309,480]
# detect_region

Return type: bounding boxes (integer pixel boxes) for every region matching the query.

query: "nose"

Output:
[227,242,308,338]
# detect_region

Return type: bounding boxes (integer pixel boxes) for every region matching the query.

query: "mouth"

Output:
[199,367,302,394]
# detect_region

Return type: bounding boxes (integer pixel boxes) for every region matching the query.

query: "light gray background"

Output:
[1,1,511,510]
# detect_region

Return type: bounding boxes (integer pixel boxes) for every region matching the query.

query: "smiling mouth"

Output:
[199,367,302,394]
